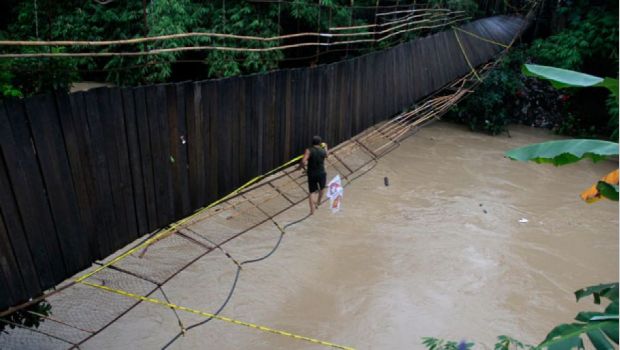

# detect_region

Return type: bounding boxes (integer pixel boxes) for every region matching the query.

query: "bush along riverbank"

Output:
[446,0,618,141]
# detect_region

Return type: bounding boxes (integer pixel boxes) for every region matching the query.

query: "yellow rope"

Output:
[452,26,510,48]
[80,281,355,350]
[453,29,482,82]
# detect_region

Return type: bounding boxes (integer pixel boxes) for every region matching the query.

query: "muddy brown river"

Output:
[83,122,618,350]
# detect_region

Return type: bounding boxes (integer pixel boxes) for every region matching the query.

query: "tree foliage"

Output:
[447,48,526,135]
[530,2,618,71]
[2,0,477,96]
[538,283,619,350]
[447,0,618,139]
[0,300,52,334]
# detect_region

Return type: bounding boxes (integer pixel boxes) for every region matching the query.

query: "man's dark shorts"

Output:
[308,173,327,193]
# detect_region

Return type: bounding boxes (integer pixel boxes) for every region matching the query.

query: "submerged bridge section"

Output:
[0,15,526,311]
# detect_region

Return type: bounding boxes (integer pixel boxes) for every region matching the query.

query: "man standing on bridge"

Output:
[301,135,328,215]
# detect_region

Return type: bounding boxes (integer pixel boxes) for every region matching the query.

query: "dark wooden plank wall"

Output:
[0,16,526,310]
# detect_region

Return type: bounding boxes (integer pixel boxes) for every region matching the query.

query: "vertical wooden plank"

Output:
[201,81,218,200]
[305,68,314,144]
[389,46,400,116]
[417,37,433,99]
[0,223,18,309]
[434,33,449,91]
[95,88,130,249]
[308,68,325,144]
[264,74,276,172]
[314,68,324,143]
[300,69,311,150]
[0,223,18,308]
[410,40,423,101]
[355,57,365,131]
[215,79,231,195]
[330,64,341,143]
[279,71,290,164]
[202,81,219,202]
[87,90,117,254]
[442,31,457,87]
[24,94,89,274]
[168,83,191,218]
[363,55,374,129]
[157,85,175,224]
[110,88,139,239]
[243,77,256,181]
[381,50,388,120]
[0,100,65,287]
[229,78,241,188]
[134,87,158,231]
[255,75,266,174]
[283,70,293,161]
[0,151,40,300]
[288,70,299,157]
[56,93,97,259]
[271,72,283,166]
[165,84,180,217]
[348,58,357,135]
[146,85,173,227]
[73,92,114,258]
[0,184,28,308]
[298,68,308,155]
[402,43,415,105]
[236,78,248,183]
[321,67,332,147]
[186,82,205,209]
[300,68,309,154]
[337,62,349,142]
[145,85,163,226]
[372,52,381,124]
[366,53,376,126]
[347,59,355,138]
[331,64,340,143]
[366,54,375,129]
[121,88,148,237]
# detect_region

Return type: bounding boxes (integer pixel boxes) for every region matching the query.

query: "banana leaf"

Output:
[522,64,618,99]
[505,139,618,166]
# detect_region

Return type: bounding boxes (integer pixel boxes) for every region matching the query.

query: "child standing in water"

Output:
[301,136,328,215]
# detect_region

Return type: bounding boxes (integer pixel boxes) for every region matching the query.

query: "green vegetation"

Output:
[422,337,474,349]
[0,300,51,335]
[448,48,526,135]
[2,0,288,92]
[447,0,619,140]
[540,283,618,350]
[0,0,483,97]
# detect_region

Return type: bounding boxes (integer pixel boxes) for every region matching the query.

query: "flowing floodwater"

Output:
[84,122,618,350]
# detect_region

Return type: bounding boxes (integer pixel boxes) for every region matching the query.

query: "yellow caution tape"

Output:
[453,29,482,82]
[453,26,510,49]
[76,154,303,283]
[80,281,355,350]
